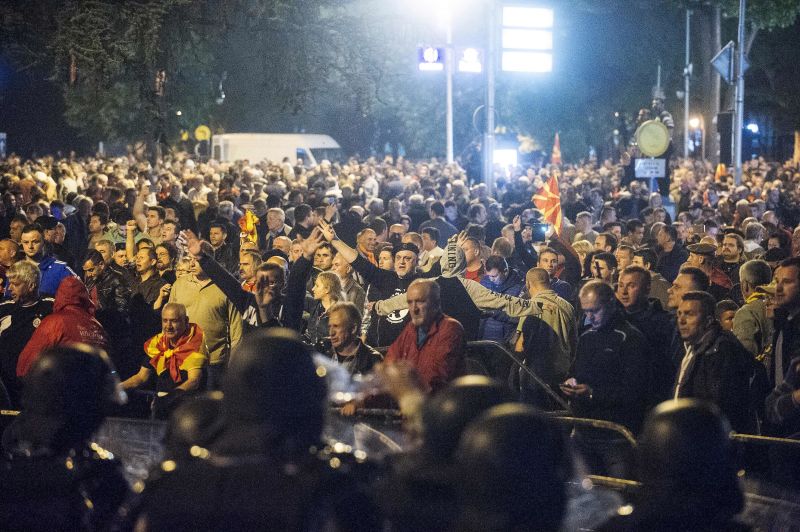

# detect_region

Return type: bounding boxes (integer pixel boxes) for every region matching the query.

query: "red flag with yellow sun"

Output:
[238,209,259,244]
[533,171,563,235]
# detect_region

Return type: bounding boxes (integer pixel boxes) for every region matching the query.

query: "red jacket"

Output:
[385,313,465,391]
[17,277,109,377]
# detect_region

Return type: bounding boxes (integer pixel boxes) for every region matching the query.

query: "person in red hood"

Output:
[16,276,109,377]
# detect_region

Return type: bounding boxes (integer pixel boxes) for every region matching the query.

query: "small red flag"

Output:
[533,172,563,235]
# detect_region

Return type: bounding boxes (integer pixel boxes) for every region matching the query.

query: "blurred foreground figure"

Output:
[455,403,572,532]
[0,344,129,531]
[599,399,747,531]
[134,328,378,531]
[378,375,511,532]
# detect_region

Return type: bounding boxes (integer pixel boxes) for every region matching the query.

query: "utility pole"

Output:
[684,9,692,159]
[484,1,496,193]
[445,10,454,164]
[733,0,746,184]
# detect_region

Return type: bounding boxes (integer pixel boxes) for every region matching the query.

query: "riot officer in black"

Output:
[133,328,380,531]
[0,344,130,532]
[378,376,512,532]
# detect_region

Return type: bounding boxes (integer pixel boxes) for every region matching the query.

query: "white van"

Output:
[211,133,343,166]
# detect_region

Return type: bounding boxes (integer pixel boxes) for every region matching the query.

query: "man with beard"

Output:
[155,242,179,283]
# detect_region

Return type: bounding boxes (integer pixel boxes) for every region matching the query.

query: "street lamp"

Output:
[484,4,554,194]
[414,0,455,164]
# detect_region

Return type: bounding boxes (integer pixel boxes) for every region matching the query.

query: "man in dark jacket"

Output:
[771,257,800,389]
[561,280,651,478]
[83,249,134,377]
[208,220,239,275]
[0,261,53,407]
[656,225,689,283]
[674,290,755,433]
[616,265,677,404]
[327,301,382,375]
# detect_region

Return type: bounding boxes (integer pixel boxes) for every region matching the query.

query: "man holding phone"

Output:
[561,280,650,478]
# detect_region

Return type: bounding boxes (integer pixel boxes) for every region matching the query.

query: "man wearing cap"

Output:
[686,242,732,302]
[320,219,420,347]
[37,215,75,269]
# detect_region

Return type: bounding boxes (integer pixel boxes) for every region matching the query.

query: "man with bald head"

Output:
[384,278,465,391]
[122,302,208,399]
[514,268,576,405]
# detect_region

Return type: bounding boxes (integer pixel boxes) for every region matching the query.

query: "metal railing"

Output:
[552,416,639,448]
[464,340,572,411]
[730,432,800,448]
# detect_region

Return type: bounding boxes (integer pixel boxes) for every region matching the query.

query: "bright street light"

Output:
[500,6,553,73]
[689,117,700,129]
[493,148,518,167]
[502,6,553,28]
[746,123,759,134]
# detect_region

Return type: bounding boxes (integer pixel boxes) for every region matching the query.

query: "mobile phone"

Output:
[326,196,337,205]
[529,222,550,242]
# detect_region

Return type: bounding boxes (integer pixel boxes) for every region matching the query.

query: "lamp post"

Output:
[683,9,692,159]
[445,8,454,164]
[733,0,746,184]
[484,2,497,194]
[484,4,554,194]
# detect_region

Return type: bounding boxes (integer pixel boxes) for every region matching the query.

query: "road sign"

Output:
[634,158,666,178]
[194,125,211,141]
[458,48,482,73]
[711,41,735,84]
[418,46,444,72]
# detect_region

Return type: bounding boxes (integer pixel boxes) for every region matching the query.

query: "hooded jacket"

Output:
[16,277,108,377]
[480,269,524,342]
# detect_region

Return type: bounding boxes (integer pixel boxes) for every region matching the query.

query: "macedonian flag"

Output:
[533,171,563,235]
[238,209,259,244]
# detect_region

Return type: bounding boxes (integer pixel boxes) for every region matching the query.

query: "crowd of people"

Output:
[1,150,800,529]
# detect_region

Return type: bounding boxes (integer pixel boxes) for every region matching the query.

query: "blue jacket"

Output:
[480,270,524,342]
[38,256,76,297]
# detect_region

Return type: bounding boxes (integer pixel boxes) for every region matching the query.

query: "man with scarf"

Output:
[122,303,207,402]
